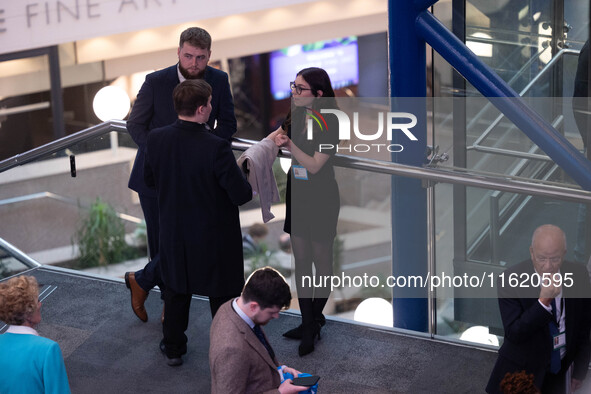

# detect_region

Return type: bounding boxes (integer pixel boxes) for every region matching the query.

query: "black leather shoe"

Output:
[124,272,148,322]
[159,340,184,366]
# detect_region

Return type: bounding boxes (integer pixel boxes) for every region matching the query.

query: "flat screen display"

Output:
[269,36,359,100]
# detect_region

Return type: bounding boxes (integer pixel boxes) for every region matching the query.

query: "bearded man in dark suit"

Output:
[124,27,237,323]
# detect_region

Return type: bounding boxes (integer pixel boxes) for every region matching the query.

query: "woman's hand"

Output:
[266,126,287,142]
[275,134,292,151]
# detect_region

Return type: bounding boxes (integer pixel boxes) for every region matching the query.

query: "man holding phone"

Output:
[209,267,313,393]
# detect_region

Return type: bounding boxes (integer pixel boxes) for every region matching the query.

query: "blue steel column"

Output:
[388,0,434,331]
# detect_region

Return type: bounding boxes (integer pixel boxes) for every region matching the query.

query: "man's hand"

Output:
[278,379,308,394]
[282,366,302,377]
[572,378,583,391]
[539,277,561,306]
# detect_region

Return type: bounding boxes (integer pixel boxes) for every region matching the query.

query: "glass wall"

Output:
[429,0,591,345]
[3,0,591,351]
[0,131,146,272]
[3,121,590,349]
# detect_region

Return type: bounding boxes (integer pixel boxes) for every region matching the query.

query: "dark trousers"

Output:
[135,194,162,292]
[161,289,236,358]
[541,358,569,394]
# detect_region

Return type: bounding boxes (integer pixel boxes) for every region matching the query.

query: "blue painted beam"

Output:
[415,10,591,191]
[389,0,428,332]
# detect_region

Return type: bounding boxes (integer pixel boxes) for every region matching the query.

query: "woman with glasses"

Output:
[0,276,71,393]
[269,67,340,356]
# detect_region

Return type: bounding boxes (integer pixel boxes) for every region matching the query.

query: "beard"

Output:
[179,63,206,80]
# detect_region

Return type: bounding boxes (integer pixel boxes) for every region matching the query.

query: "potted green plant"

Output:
[73,198,135,268]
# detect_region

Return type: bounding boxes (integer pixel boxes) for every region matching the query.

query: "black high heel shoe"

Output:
[283,324,304,339]
[283,315,326,339]
[298,322,321,356]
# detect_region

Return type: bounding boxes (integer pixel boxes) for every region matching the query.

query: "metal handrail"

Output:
[0,191,143,224]
[463,44,553,132]
[469,49,578,154]
[416,10,591,190]
[471,115,565,162]
[0,237,42,269]
[2,121,591,205]
[0,120,129,173]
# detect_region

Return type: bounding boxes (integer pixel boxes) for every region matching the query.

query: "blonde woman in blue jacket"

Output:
[0,275,70,394]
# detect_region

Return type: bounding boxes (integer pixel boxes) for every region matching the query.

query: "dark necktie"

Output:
[548,299,561,374]
[253,324,275,360]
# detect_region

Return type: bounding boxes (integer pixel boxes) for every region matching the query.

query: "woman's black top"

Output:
[283,106,340,241]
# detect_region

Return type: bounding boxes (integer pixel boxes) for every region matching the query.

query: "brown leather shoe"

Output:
[125,272,148,322]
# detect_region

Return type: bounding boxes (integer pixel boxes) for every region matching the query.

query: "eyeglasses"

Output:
[290,82,313,95]
[534,255,562,264]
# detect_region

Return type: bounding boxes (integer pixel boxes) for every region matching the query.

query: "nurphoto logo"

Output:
[306,108,328,132]
[306,108,419,153]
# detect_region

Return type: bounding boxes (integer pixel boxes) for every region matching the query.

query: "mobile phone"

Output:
[292,375,320,387]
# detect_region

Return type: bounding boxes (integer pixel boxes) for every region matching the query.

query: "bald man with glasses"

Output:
[486,224,591,394]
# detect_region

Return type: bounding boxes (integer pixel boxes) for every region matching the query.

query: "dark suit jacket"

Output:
[486,260,591,393]
[209,301,281,394]
[128,64,236,196]
[144,120,251,296]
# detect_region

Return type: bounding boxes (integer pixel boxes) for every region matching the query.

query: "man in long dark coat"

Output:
[144,79,252,366]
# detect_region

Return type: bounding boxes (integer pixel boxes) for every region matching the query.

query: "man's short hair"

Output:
[179,27,212,51]
[173,79,212,117]
[242,267,291,310]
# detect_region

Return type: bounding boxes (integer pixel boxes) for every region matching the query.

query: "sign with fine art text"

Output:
[0,0,313,55]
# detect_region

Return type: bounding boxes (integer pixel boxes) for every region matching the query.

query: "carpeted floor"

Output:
[2,266,505,393]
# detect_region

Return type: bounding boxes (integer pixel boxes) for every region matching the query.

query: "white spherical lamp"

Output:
[93,86,131,122]
[353,297,393,327]
[459,325,499,346]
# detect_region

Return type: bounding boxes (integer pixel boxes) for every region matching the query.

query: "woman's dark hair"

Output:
[282,67,338,130]
[298,67,336,98]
